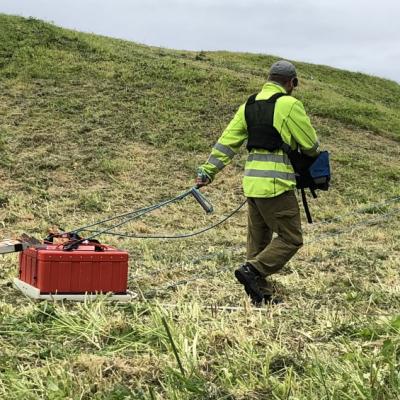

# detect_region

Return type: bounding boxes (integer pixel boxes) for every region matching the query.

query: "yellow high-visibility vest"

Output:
[199,82,320,198]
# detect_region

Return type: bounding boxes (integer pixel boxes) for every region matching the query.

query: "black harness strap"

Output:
[310,187,318,199]
[301,188,313,224]
[247,93,258,104]
[246,92,286,105]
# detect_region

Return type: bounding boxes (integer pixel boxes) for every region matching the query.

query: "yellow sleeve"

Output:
[286,101,320,157]
[199,104,248,181]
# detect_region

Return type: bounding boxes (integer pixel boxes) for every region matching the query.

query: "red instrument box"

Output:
[18,244,129,294]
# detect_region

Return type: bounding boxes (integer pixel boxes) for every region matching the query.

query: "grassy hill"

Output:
[0,14,399,399]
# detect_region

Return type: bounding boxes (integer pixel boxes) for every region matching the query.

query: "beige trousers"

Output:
[247,190,303,285]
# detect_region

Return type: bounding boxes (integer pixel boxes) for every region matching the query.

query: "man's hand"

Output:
[195,170,211,188]
[195,176,210,188]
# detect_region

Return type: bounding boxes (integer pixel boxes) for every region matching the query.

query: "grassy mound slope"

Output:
[0,15,399,399]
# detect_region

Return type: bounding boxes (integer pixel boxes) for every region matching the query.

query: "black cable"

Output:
[83,200,247,239]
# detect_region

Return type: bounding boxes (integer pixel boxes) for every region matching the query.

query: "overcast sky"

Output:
[1,0,399,83]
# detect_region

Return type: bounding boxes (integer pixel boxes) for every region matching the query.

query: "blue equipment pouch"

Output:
[288,151,331,223]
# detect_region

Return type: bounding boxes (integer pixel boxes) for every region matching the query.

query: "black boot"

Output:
[234,263,265,305]
[235,263,281,306]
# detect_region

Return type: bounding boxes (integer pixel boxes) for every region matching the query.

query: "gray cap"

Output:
[269,60,297,78]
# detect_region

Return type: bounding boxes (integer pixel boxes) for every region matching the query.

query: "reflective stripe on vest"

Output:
[213,142,236,159]
[244,169,296,181]
[247,153,291,166]
[207,155,225,170]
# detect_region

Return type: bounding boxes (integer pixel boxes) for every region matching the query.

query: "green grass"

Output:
[0,14,399,399]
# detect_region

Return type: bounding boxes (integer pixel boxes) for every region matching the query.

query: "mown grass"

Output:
[0,14,399,399]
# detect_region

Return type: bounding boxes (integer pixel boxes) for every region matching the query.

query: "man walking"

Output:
[196,60,320,305]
